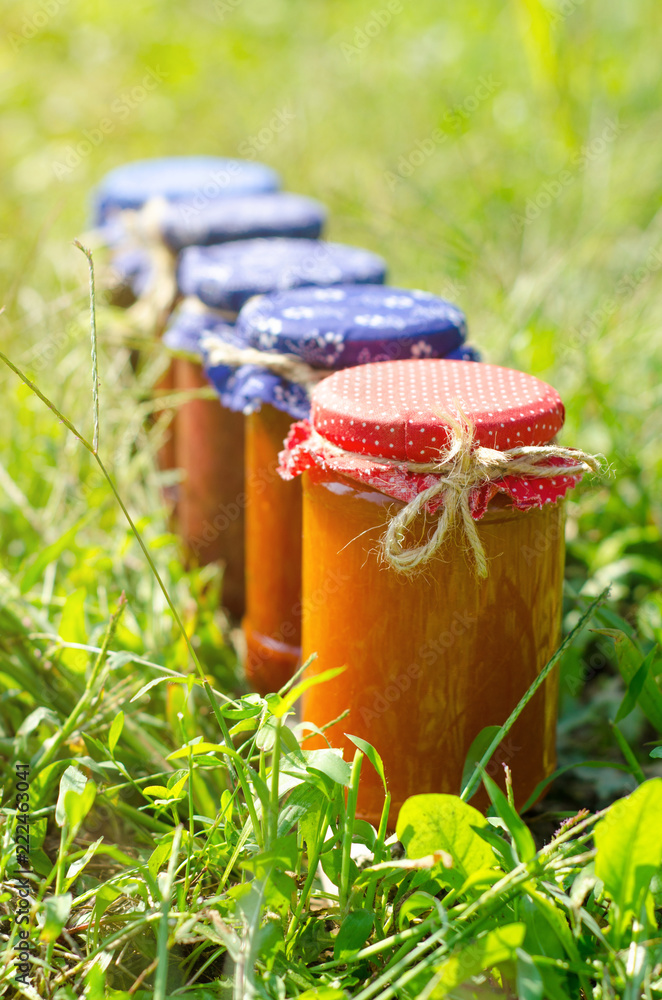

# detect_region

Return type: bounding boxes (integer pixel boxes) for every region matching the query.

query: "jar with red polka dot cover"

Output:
[279,359,599,821]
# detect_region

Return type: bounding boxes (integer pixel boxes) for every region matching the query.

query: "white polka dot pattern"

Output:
[278,359,583,515]
[310,359,565,461]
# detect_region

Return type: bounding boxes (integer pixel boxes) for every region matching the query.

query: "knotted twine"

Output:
[302,407,603,578]
[82,198,179,338]
[201,331,330,390]
[119,197,179,338]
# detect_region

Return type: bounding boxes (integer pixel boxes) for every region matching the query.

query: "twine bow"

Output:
[82,198,179,339]
[119,197,179,338]
[307,408,603,578]
[201,332,329,389]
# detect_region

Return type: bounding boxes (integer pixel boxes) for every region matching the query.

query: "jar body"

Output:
[155,360,177,482]
[244,405,302,694]
[301,468,565,822]
[174,357,245,618]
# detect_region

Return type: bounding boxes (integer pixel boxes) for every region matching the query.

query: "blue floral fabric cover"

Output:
[103,193,328,297]
[164,284,478,421]
[92,156,280,225]
[161,192,326,252]
[178,238,388,314]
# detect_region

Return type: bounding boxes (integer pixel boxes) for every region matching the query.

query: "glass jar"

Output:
[174,355,246,618]
[93,156,281,306]
[280,358,588,822]
[244,406,303,694]
[171,237,384,619]
[301,470,564,820]
[236,285,475,695]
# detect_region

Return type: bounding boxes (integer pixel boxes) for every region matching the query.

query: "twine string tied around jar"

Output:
[201,332,329,389]
[119,197,179,337]
[306,407,603,578]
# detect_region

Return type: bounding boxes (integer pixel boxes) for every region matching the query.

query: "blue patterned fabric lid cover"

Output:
[192,284,477,420]
[178,238,388,314]
[161,192,326,252]
[106,247,152,297]
[104,192,327,297]
[93,156,280,225]
[163,304,236,359]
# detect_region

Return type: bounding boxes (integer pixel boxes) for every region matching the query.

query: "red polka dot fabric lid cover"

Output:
[279,359,584,516]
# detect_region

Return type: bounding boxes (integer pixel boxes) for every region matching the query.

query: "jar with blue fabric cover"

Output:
[166,238,387,618]
[92,155,281,305]
[204,283,477,693]
[153,191,326,512]
[90,156,285,484]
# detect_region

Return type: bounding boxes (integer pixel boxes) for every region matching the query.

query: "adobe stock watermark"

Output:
[560,243,662,361]
[237,107,296,160]
[336,1,404,61]
[172,107,296,225]
[188,458,281,557]
[384,76,500,190]
[511,116,628,232]
[213,0,243,20]
[8,0,70,53]
[248,568,351,656]
[548,0,587,27]
[359,610,478,724]
[52,66,168,180]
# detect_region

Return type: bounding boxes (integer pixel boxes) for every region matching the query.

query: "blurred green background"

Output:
[1,0,661,799]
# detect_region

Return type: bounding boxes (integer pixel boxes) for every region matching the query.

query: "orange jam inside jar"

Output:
[175,355,246,619]
[235,284,476,694]
[280,358,593,823]
[244,405,303,694]
[162,309,247,618]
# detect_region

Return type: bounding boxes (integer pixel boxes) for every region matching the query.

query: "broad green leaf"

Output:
[57,588,88,673]
[472,821,515,870]
[40,893,72,943]
[594,777,662,938]
[108,711,124,753]
[274,664,346,718]
[277,783,325,839]
[321,845,357,889]
[242,835,298,879]
[92,884,123,939]
[298,990,346,1000]
[460,725,501,798]
[167,740,225,759]
[481,771,536,862]
[516,949,544,1000]
[17,706,60,738]
[65,836,103,889]
[144,774,189,801]
[523,888,582,965]
[295,787,327,851]
[430,923,525,994]
[148,840,173,879]
[615,646,658,723]
[594,630,662,732]
[262,869,297,916]
[398,890,439,927]
[334,910,374,961]
[55,766,87,826]
[396,794,496,887]
[306,749,351,787]
[346,734,386,789]
[650,747,662,759]
[84,963,107,1000]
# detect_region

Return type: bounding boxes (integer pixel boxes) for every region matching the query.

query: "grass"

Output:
[1,0,662,995]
